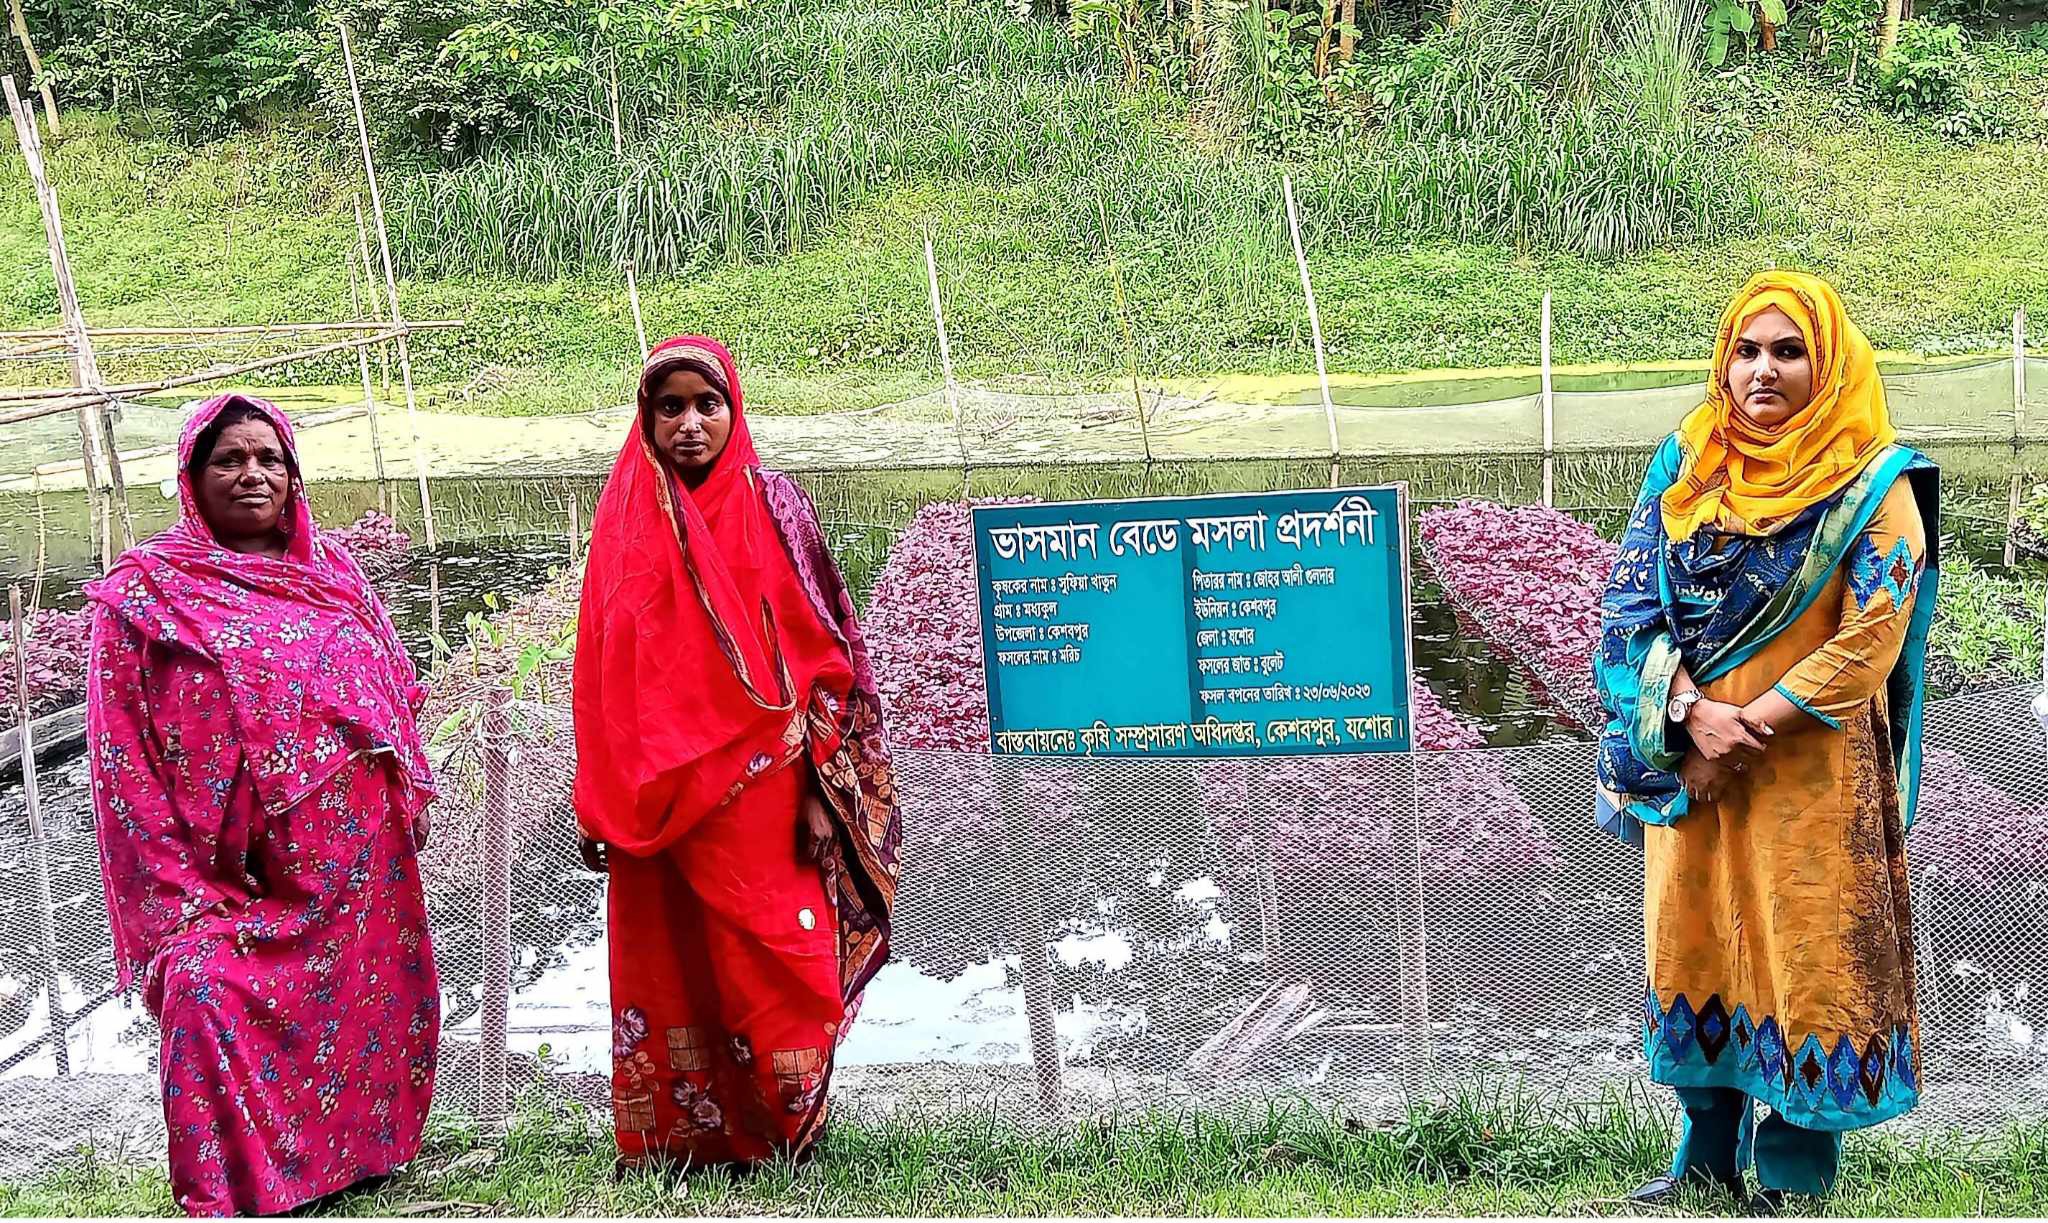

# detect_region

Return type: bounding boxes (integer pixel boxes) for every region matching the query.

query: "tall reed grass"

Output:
[388,0,1771,280]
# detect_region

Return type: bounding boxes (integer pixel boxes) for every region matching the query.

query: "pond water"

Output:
[3,455,2045,1135]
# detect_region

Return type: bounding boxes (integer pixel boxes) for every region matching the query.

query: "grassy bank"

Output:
[7,1084,2048,1217]
[3,10,2047,417]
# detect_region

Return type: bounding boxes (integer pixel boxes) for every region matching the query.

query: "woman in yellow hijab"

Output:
[1594,271,1939,1210]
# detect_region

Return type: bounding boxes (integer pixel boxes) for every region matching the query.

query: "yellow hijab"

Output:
[1660,270,1896,541]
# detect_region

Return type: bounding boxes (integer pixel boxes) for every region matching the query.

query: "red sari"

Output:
[573,337,900,1164]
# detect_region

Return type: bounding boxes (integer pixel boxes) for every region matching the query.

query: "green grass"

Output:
[7,1082,2048,1217]
[4,13,2048,417]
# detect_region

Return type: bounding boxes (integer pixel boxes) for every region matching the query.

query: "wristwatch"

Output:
[1667,688,1704,725]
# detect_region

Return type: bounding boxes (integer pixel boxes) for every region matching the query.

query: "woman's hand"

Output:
[798,785,842,902]
[799,789,835,863]
[1686,698,1770,766]
[1679,752,1740,805]
[411,808,432,851]
[578,832,608,873]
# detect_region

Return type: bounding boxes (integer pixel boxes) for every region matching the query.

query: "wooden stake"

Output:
[340,24,436,549]
[479,688,513,1127]
[1097,196,1153,466]
[608,58,650,364]
[349,255,389,513]
[10,586,68,1077]
[1400,754,1432,1087]
[429,562,443,645]
[2009,306,2028,569]
[5,76,128,560]
[1541,292,1556,508]
[922,230,972,493]
[6,0,58,136]
[1282,176,1341,488]
[354,202,395,403]
[997,767,1062,1115]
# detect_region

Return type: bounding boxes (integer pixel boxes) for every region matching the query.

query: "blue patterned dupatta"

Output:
[1593,436,1940,843]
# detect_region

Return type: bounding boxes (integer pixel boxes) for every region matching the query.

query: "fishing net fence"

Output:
[3,352,2046,576]
[0,339,2044,1172]
[2,681,2045,1173]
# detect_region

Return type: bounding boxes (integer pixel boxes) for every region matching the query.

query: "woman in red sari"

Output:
[573,335,900,1166]
[86,394,439,1216]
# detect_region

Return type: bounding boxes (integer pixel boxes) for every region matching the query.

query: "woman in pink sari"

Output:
[85,394,439,1216]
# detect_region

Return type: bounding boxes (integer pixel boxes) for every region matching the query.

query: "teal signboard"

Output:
[971,486,1413,756]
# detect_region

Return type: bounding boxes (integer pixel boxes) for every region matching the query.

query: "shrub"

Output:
[1924,558,2043,695]
[46,0,318,139]
[1880,20,1974,117]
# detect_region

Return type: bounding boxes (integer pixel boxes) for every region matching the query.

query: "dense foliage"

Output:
[14,0,2039,289]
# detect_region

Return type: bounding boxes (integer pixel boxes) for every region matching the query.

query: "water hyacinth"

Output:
[1911,746,2048,893]
[326,509,415,578]
[0,606,92,726]
[863,497,1556,981]
[864,497,1039,753]
[1418,500,1618,727]
[1,511,416,731]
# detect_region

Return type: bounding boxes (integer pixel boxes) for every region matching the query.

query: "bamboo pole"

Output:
[1400,751,1432,1087]
[922,230,972,493]
[10,586,68,1077]
[1541,292,1555,508]
[479,688,513,1128]
[6,76,127,561]
[349,256,389,513]
[0,327,420,408]
[608,57,650,365]
[6,0,56,136]
[0,320,463,342]
[25,404,370,480]
[998,766,1063,1115]
[2009,306,2028,569]
[354,201,395,404]
[1097,197,1153,466]
[1281,176,1341,488]
[0,399,86,426]
[340,23,437,549]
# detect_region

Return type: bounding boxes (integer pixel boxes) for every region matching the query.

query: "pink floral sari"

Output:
[85,394,439,1217]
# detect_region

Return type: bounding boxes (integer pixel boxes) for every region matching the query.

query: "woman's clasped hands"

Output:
[1678,697,1775,805]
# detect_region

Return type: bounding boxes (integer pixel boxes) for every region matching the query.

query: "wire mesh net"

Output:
[3,681,2045,1174]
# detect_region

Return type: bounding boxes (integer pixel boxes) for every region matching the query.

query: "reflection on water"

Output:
[2,454,2044,1104]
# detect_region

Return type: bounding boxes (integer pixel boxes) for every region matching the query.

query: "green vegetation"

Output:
[3,2,2047,419]
[8,1082,2048,1217]
[1930,554,2047,689]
